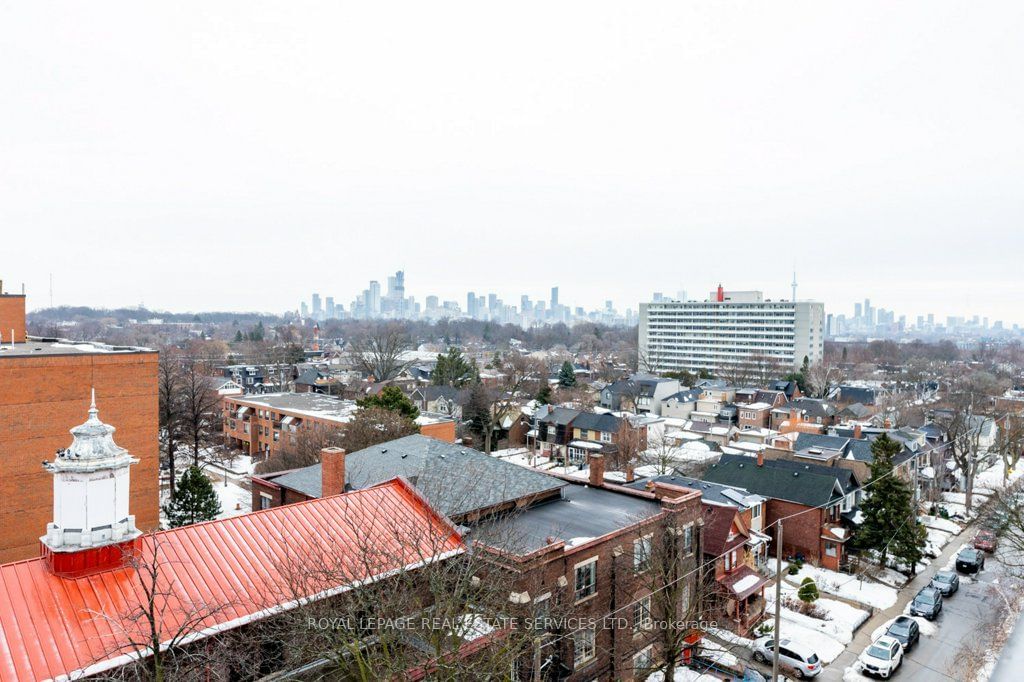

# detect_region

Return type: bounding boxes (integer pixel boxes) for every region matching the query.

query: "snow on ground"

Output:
[921,515,964,535]
[764,581,868,664]
[976,462,1024,490]
[925,527,953,558]
[213,478,252,519]
[869,565,912,588]
[705,627,754,652]
[788,564,898,609]
[943,491,990,507]
[699,639,740,669]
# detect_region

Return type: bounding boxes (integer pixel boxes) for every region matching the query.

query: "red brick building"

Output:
[0,293,158,563]
[222,392,456,458]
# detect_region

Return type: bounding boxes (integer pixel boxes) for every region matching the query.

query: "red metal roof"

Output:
[0,478,463,682]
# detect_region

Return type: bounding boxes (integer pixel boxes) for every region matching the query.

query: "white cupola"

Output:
[41,390,140,553]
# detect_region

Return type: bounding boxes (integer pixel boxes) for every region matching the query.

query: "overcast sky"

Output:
[1,2,1022,323]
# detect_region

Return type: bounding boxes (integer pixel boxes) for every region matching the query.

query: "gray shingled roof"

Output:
[702,454,847,507]
[268,434,565,518]
[571,411,621,433]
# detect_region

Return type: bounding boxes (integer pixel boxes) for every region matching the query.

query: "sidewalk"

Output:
[817,525,972,680]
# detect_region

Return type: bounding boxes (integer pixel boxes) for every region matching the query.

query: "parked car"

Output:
[909,586,943,620]
[973,530,998,552]
[930,570,960,596]
[956,547,986,573]
[885,615,920,650]
[752,637,821,678]
[858,635,904,679]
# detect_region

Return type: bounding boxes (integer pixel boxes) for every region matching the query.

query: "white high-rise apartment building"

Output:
[639,287,825,373]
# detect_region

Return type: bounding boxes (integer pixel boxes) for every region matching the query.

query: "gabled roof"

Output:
[794,433,850,454]
[0,479,463,682]
[702,504,748,556]
[538,407,580,426]
[702,454,849,508]
[414,385,463,402]
[787,398,836,418]
[267,435,565,518]
[665,389,702,404]
[571,411,622,433]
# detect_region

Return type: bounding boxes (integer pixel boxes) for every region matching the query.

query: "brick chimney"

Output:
[853,423,862,439]
[321,447,346,497]
[588,453,605,487]
[757,449,764,467]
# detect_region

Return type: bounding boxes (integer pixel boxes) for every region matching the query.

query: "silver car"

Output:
[752,636,822,678]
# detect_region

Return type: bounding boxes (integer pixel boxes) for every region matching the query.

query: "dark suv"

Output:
[956,547,986,574]
[909,586,943,620]
[885,615,921,650]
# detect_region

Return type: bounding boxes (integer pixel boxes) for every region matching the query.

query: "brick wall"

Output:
[0,295,26,343]
[764,499,824,565]
[0,351,159,563]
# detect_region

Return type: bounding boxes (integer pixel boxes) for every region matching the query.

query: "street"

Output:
[732,522,1022,682]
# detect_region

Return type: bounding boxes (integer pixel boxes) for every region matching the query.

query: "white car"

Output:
[751,636,821,678]
[859,635,904,678]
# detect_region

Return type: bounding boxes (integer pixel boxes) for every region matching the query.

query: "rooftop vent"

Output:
[793,472,799,477]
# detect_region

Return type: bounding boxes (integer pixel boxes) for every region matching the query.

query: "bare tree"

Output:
[178,358,222,467]
[254,426,345,474]
[806,360,845,399]
[348,323,414,381]
[466,355,545,453]
[339,406,420,453]
[639,429,683,476]
[609,417,645,472]
[87,534,236,682]
[157,348,184,500]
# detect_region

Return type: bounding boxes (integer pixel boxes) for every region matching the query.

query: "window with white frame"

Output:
[682,524,694,554]
[634,535,652,572]
[751,504,762,520]
[600,431,613,443]
[574,629,596,667]
[825,541,837,557]
[259,493,273,510]
[633,645,653,672]
[574,559,597,601]
[633,595,652,633]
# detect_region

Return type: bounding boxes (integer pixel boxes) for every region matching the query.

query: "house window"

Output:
[633,596,652,633]
[825,541,838,557]
[680,584,691,615]
[259,493,272,510]
[634,535,653,573]
[724,550,734,572]
[574,559,597,601]
[682,524,694,554]
[751,504,762,520]
[574,629,596,667]
[633,645,653,672]
[600,431,612,443]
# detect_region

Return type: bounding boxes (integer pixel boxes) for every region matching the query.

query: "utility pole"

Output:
[772,520,783,682]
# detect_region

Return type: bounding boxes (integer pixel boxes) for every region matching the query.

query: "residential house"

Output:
[661,389,702,419]
[533,406,581,462]
[702,454,859,570]
[567,411,649,467]
[409,385,466,420]
[600,374,681,415]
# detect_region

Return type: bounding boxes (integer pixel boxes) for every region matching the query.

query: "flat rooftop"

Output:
[0,337,153,358]
[229,392,359,422]
[472,483,663,554]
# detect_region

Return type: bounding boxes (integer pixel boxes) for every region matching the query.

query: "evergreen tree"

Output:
[233,330,243,343]
[797,577,819,605]
[163,466,222,528]
[557,361,577,387]
[854,434,927,572]
[357,385,420,419]
[432,347,476,387]
[535,384,553,405]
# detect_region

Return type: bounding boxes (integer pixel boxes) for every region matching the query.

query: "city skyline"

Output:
[3,2,1023,325]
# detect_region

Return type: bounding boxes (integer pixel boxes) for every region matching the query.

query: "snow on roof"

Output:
[731,574,762,594]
